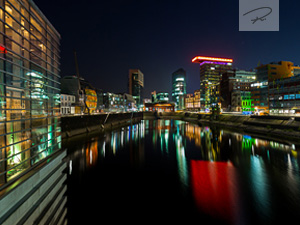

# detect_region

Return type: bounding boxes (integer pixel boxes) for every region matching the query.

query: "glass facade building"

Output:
[151,91,169,103]
[128,69,144,107]
[172,68,186,109]
[192,56,233,110]
[0,0,61,186]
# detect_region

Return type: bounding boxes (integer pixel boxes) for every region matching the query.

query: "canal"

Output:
[64,119,300,224]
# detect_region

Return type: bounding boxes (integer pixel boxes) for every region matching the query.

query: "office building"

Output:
[220,70,256,112]
[95,88,104,112]
[172,68,186,109]
[185,94,194,110]
[128,69,144,107]
[184,89,201,111]
[102,92,136,112]
[250,80,269,112]
[156,92,169,102]
[0,0,61,185]
[220,70,235,111]
[268,63,300,114]
[261,61,300,82]
[151,91,169,103]
[123,93,136,111]
[233,70,256,112]
[240,92,253,113]
[252,61,300,113]
[102,92,124,112]
[192,56,233,110]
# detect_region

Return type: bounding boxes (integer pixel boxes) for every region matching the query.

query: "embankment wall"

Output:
[61,112,143,138]
[143,112,300,142]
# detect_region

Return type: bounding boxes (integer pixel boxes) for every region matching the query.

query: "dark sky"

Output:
[34,0,300,98]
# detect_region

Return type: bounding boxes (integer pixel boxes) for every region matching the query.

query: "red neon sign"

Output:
[0,46,7,54]
[192,56,233,63]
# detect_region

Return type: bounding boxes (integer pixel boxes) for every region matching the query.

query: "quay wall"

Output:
[61,112,300,142]
[143,112,300,143]
[61,112,143,138]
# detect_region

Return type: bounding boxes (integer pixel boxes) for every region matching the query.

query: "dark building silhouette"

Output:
[128,69,144,107]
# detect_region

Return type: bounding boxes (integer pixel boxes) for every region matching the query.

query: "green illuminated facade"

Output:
[0,0,61,185]
[241,95,254,112]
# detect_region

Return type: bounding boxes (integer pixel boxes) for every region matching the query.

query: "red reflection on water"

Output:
[85,141,98,167]
[190,160,238,224]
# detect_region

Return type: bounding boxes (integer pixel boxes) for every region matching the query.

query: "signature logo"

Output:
[243,7,272,24]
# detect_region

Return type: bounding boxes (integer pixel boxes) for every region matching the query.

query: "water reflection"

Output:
[191,160,239,224]
[65,119,300,224]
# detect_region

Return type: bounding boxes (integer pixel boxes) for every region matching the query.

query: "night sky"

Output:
[34,0,300,98]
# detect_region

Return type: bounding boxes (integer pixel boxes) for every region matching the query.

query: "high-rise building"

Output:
[192,56,233,110]
[0,0,61,185]
[128,69,144,107]
[172,68,186,109]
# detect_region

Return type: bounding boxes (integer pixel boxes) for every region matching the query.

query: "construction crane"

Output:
[74,50,90,114]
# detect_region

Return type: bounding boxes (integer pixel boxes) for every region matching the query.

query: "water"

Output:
[65,119,300,224]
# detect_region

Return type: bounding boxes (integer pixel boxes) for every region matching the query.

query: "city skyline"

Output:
[1,1,300,224]
[33,0,300,97]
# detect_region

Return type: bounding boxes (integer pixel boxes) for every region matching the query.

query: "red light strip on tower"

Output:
[192,56,233,63]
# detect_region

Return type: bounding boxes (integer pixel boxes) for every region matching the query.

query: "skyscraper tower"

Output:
[128,69,144,107]
[172,68,187,109]
[192,56,233,110]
